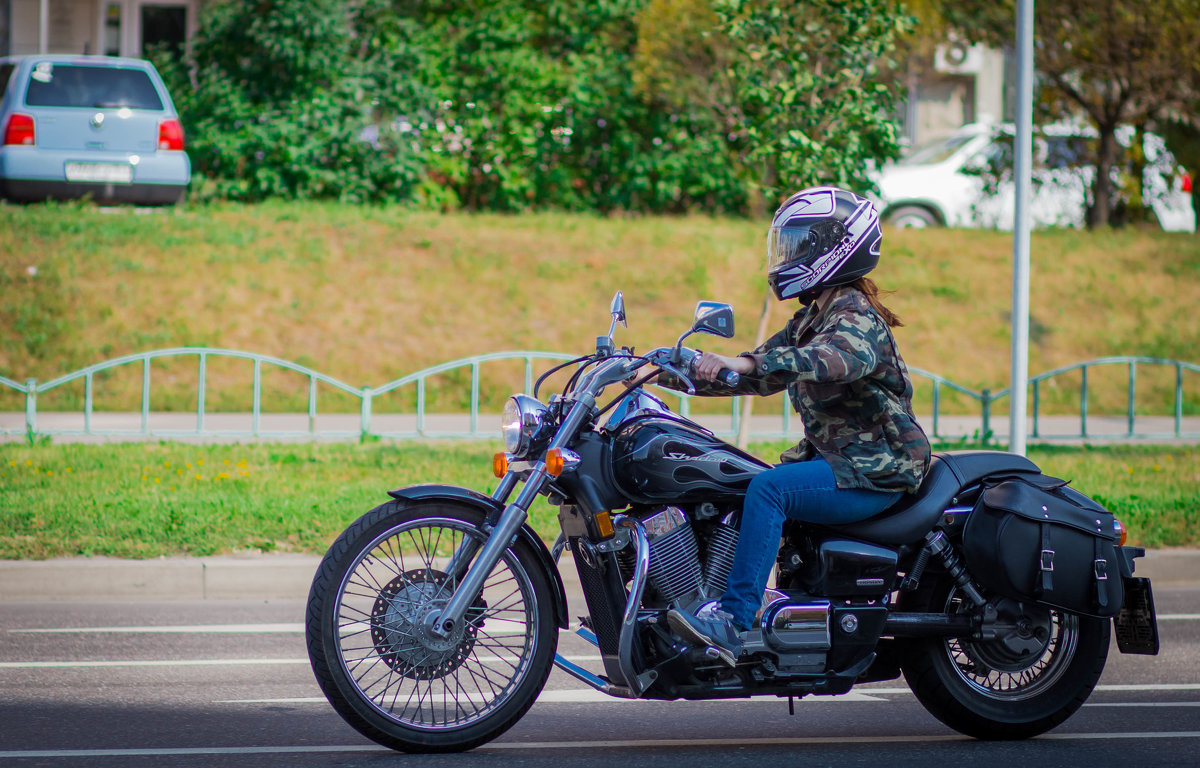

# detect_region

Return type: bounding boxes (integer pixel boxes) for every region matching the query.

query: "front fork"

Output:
[427,463,548,639]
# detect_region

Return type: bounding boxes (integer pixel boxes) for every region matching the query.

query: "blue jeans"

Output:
[719,457,901,630]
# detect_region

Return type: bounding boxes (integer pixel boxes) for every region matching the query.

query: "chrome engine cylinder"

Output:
[643,507,703,604]
[702,520,739,597]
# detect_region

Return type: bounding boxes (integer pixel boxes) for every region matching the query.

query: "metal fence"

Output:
[2,349,1197,442]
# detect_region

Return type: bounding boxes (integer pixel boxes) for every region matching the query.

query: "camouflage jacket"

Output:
[664,285,930,493]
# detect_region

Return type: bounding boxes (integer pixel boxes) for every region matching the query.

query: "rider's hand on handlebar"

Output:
[692,352,753,383]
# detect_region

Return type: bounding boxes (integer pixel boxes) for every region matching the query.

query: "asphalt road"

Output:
[1,589,1198,768]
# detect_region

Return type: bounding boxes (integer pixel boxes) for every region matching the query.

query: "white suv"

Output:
[872,122,1195,232]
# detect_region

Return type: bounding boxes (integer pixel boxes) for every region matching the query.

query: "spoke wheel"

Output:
[901,577,1109,739]
[307,500,557,752]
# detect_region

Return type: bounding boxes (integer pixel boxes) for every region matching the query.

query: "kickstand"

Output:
[788,696,795,716]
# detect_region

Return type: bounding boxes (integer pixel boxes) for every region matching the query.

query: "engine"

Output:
[619,504,740,610]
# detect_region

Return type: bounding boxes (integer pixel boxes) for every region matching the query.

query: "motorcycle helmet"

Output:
[766,186,882,302]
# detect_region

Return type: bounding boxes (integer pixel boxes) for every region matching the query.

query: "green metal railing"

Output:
[2,350,1197,442]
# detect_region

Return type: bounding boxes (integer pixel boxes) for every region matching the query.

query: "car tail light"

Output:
[1183,172,1193,194]
[3,113,35,146]
[157,118,185,151]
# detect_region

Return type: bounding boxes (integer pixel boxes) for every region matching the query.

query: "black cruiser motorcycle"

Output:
[306,293,1159,753]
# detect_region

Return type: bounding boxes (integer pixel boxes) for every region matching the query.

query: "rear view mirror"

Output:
[692,301,735,339]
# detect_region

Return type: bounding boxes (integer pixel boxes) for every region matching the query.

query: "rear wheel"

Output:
[901,578,1109,739]
[306,500,557,752]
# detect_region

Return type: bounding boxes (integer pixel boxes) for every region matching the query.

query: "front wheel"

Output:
[306,500,558,752]
[901,579,1110,739]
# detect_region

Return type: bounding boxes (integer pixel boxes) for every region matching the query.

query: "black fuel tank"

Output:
[611,417,770,504]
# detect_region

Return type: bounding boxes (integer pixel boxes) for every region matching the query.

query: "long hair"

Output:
[851,276,903,328]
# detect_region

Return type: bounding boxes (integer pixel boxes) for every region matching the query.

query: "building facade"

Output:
[0,0,200,58]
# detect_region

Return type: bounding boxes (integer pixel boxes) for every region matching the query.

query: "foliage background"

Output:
[152,0,913,212]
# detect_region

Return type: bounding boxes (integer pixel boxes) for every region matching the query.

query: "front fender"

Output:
[387,484,568,629]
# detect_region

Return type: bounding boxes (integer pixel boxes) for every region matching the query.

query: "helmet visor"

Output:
[767,219,847,272]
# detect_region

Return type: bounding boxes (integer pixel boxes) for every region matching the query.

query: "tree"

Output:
[634,0,913,213]
[937,0,1200,228]
[155,0,430,202]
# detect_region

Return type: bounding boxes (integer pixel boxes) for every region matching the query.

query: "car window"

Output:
[1044,136,1092,169]
[898,133,977,166]
[24,62,164,110]
[0,64,14,100]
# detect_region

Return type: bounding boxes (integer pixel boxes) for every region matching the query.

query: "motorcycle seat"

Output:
[825,450,1040,546]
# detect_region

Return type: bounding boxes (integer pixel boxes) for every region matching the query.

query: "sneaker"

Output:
[667,604,742,667]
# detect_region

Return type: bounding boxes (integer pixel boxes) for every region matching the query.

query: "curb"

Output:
[0,549,1192,602]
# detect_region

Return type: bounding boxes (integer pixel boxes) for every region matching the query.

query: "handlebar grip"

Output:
[717,368,740,388]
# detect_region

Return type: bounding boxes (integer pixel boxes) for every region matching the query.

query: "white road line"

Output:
[1085,702,1200,707]
[0,654,604,669]
[3,731,1200,758]
[10,624,305,634]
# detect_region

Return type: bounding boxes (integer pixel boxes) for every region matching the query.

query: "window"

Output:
[0,64,14,100]
[24,63,163,110]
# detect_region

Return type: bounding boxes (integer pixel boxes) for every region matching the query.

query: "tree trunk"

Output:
[1088,126,1120,229]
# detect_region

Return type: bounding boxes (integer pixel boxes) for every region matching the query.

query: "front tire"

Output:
[901,579,1109,739]
[306,500,557,752]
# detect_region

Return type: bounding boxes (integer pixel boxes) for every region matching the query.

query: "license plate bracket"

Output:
[1114,577,1159,655]
[64,162,133,184]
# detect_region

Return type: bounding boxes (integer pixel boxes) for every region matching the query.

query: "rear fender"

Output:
[387,484,568,629]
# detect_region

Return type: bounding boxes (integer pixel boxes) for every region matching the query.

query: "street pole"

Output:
[1010,0,1034,456]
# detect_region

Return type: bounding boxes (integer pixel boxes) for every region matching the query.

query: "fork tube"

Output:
[431,463,548,637]
[491,473,518,503]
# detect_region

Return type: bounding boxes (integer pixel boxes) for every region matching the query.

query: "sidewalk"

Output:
[3,412,1199,443]
[0,548,1194,602]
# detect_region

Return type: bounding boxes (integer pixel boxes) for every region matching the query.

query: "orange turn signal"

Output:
[1115,518,1128,547]
[492,452,509,478]
[545,448,565,477]
[594,510,615,538]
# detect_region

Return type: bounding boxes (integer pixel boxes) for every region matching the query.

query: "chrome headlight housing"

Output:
[501,394,551,457]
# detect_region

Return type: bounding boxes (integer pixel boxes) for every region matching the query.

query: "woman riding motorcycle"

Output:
[659,186,932,665]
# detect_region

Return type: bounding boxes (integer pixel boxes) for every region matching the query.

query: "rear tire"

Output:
[901,578,1109,739]
[306,500,557,752]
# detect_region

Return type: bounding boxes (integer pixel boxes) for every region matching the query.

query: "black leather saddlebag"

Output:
[963,476,1124,618]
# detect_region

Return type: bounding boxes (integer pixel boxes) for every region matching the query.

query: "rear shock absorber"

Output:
[925,531,986,607]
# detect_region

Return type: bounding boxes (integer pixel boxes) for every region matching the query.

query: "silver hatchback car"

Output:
[0,55,190,205]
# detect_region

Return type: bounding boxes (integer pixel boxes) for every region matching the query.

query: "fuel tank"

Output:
[611,416,770,504]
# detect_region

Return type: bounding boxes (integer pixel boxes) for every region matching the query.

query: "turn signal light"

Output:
[492,452,508,478]
[546,448,566,477]
[594,510,615,538]
[1114,519,1128,547]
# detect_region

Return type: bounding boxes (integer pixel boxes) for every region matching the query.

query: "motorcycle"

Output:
[305,292,1160,753]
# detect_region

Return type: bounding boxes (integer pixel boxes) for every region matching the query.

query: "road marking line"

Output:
[0,654,604,669]
[1085,702,1200,707]
[3,731,1200,758]
[217,690,892,705]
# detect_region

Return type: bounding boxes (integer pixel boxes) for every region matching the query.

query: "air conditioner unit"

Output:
[934,40,985,75]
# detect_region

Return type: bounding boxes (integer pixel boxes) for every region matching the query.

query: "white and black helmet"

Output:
[766,186,882,302]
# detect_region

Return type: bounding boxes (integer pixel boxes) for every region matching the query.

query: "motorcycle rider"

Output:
[659,186,931,665]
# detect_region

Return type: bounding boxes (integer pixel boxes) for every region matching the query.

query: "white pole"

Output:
[1010,0,1035,456]
[38,0,49,53]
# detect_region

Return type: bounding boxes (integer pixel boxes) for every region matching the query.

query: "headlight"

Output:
[501,395,550,457]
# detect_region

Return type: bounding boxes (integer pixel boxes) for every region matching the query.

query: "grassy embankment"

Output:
[1,202,1198,558]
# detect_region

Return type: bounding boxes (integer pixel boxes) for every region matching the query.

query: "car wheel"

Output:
[886,205,940,229]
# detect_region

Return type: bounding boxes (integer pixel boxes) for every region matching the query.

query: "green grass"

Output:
[1,440,1196,559]
[2,201,1199,417]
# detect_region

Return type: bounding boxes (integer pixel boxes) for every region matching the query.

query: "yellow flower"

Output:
[224,459,230,466]
[65,467,72,473]
[154,477,161,483]
[216,472,230,481]
[25,459,32,466]
[164,461,171,468]
[186,463,193,469]
[198,459,204,466]
[195,474,203,480]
